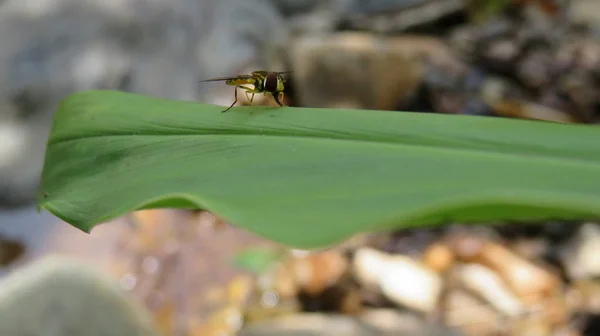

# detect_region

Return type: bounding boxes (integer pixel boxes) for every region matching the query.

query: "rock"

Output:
[272,0,322,16]
[344,0,430,15]
[357,309,464,336]
[352,247,443,313]
[243,294,302,325]
[479,76,523,104]
[422,241,455,273]
[567,280,600,314]
[289,32,462,110]
[555,38,600,73]
[293,250,349,296]
[0,255,158,336]
[383,227,448,257]
[510,315,552,336]
[541,291,571,328]
[556,69,599,122]
[449,235,560,305]
[445,290,501,336]
[517,46,555,90]
[569,0,600,28]
[261,250,349,301]
[352,247,393,290]
[479,37,522,75]
[560,222,600,280]
[479,70,577,123]
[239,309,464,336]
[553,326,584,336]
[279,0,352,35]
[452,263,525,317]
[341,0,466,33]
[509,238,550,262]
[462,98,495,116]
[379,257,442,313]
[448,17,514,61]
[490,99,577,123]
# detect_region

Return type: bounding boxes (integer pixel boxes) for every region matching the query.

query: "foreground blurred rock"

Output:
[0,255,158,336]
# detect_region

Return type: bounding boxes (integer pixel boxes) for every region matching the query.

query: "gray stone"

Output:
[0,255,158,336]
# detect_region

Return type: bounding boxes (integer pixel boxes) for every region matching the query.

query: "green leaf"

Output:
[37,90,600,249]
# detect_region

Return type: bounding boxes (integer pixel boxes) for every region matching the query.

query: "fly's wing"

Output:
[275,71,293,82]
[252,71,293,77]
[199,75,254,82]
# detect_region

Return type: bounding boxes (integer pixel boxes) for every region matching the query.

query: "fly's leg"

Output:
[263,93,278,107]
[275,92,284,106]
[222,86,259,112]
[238,85,260,106]
[222,87,238,113]
[244,91,255,105]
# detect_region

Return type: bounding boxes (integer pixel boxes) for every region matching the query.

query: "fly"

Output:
[199,70,292,112]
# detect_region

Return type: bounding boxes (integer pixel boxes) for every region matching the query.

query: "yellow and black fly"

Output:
[200,70,292,112]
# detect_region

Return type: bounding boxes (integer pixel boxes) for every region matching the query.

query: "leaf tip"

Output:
[34,190,50,213]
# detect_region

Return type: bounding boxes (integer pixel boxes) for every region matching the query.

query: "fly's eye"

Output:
[264,73,278,92]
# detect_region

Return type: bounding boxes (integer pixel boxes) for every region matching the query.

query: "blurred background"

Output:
[1,0,600,335]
